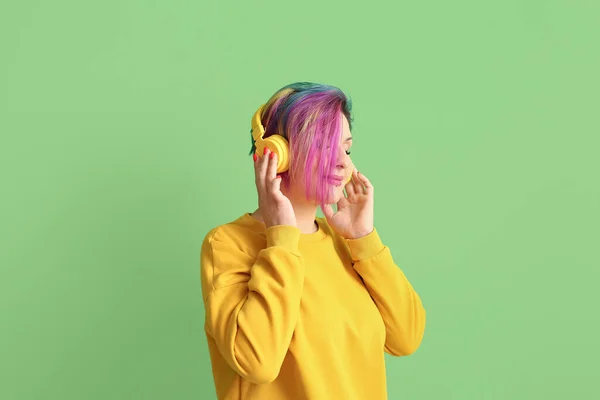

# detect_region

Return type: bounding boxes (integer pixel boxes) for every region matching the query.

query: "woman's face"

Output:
[323,115,354,204]
[286,114,354,205]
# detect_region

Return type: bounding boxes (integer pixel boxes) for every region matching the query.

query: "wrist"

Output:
[345,228,374,240]
[345,228,384,261]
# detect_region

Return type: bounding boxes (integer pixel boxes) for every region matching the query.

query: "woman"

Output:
[200,82,426,399]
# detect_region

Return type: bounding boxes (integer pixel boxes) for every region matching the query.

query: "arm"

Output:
[345,228,426,356]
[200,225,305,384]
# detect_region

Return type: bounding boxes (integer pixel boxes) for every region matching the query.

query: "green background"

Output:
[1,1,598,399]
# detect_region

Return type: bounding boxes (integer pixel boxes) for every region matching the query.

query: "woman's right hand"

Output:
[254,148,297,229]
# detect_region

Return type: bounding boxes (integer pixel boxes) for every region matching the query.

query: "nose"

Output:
[335,147,350,169]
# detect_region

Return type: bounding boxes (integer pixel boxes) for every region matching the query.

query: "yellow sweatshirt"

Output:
[200,213,426,400]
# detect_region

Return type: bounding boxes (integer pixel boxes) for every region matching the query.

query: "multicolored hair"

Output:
[249,81,353,206]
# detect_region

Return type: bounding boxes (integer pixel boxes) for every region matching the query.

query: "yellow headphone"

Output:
[251,104,290,174]
[251,104,353,184]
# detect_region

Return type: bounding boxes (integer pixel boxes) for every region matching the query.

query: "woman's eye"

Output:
[345,150,351,155]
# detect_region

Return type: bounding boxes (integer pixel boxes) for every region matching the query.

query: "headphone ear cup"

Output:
[263,135,290,173]
[343,172,353,185]
[343,160,355,185]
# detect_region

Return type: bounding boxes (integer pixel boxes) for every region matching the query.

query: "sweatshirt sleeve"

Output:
[200,225,305,384]
[345,228,426,356]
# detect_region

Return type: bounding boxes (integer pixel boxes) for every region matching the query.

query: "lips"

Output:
[326,175,345,186]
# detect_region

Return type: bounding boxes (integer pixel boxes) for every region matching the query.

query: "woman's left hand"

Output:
[322,169,374,239]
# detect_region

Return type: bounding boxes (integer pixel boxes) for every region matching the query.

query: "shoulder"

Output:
[200,214,263,297]
[201,213,265,260]
[202,213,250,241]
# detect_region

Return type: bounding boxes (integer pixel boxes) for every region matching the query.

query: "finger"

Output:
[336,195,349,210]
[256,147,269,189]
[271,173,282,195]
[347,169,362,197]
[253,151,262,187]
[356,171,373,194]
[321,204,335,221]
[345,171,357,197]
[267,150,278,183]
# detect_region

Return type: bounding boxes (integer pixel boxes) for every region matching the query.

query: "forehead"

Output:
[341,115,352,138]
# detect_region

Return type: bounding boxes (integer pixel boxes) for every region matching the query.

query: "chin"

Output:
[306,188,343,206]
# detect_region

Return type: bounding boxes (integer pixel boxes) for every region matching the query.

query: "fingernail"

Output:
[263,147,268,155]
[270,152,275,159]
[253,154,258,162]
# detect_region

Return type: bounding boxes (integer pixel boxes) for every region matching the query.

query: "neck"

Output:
[290,201,319,234]
[251,201,318,234]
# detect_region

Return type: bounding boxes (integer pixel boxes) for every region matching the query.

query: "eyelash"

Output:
[320,144,352,155]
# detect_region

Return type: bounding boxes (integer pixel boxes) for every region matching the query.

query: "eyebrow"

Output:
[344,136,353,142]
